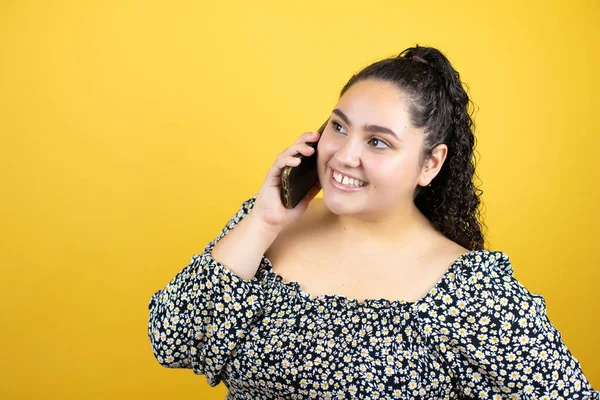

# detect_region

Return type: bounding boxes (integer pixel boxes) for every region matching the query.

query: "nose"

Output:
[333,138,362,168]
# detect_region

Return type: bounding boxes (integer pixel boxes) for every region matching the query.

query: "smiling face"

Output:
[316,79,432,220]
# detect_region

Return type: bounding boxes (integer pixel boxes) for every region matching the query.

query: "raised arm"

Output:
[147,195,277,386]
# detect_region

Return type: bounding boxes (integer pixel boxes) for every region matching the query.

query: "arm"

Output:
[455,282,597,398]
[211,200,282,281]
[421,253,599,398]
[147,195,275,386]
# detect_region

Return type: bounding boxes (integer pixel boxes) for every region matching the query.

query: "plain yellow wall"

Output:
[1,0,598,398]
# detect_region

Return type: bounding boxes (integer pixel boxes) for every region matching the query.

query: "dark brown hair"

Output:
[339,44,487,250]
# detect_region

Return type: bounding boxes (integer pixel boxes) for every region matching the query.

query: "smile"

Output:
[329,168,368,191]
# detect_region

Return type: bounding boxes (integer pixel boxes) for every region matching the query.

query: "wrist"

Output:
[246,212,283,240]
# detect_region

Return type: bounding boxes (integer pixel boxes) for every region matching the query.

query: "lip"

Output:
[328,168,367,192]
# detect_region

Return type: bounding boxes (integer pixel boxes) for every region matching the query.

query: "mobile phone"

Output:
[280,118,329,209]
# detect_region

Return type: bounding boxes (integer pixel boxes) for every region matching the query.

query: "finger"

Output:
[282,142,315,158]
[266,156,300,184]
[277,142,306,158]
[295,144,315,157]
[278,133,319,158]
[274,155,301,170]
[294,131,321,144]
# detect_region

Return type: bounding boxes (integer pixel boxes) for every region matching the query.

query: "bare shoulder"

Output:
[428,236,472,272]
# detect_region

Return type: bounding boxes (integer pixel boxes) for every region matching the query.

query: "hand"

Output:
[251,131,322,231]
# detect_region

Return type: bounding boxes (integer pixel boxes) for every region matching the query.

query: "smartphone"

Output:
[280,118,330,209]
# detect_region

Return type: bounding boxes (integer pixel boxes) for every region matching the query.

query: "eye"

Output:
[331,120,391,149]
[331,121,345,133]
[367,137,391,149]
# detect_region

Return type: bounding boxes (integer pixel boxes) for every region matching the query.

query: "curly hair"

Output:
[338,44,487,251]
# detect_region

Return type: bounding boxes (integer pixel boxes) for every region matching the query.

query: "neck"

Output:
[322,201,435,250]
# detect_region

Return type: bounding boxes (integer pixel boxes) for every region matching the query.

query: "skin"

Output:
[315,78,453,254]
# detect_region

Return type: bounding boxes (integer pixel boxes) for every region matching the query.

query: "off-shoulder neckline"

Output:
[257,249,500,310]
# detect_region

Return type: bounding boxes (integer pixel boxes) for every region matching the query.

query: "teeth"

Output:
[333,171,366,187]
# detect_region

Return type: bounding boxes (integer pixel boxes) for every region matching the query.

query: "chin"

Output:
[322,192,364,215]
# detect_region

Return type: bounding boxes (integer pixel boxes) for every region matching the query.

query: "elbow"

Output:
[147,291,194,369]
[148,328,194,369]
[148,329,172,367]
[147,293,169,367]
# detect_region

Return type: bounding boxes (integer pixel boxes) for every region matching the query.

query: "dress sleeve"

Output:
[147,194,264,386]
[421,252,599,399]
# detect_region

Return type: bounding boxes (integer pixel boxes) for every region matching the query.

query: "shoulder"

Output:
[418,249,546,316]
[418,249,549,332]
[451,250,544,306]
[452,249,515,288]
[456,250,545,308]
[420,249,518,304]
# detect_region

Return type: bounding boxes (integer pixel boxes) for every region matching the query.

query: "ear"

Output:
[417,144,448,186]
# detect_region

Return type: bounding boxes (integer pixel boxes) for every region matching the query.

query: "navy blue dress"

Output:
[148,195,599,399]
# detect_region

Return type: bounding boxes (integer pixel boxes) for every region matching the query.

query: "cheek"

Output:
[367,158,412,186]
[367,160,393,182]
[316,137,338,167]
[317,135,337,156]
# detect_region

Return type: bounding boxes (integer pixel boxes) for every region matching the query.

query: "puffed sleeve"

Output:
[419,251,599,399]
[147,194,264,386]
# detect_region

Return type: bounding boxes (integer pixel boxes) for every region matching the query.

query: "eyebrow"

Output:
[332,109,402,142]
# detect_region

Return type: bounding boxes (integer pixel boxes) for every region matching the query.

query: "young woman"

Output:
[148,45,599,399]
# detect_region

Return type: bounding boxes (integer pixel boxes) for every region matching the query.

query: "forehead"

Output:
[336,79,413,128]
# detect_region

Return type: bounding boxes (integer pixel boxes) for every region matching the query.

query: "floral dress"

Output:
[147,195,599,399]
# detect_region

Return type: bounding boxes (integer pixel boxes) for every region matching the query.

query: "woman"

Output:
[148,45,599,399]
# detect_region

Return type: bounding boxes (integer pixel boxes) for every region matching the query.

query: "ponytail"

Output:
[339,44,487,250]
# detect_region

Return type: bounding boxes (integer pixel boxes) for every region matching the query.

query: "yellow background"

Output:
[1,0,598,398]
